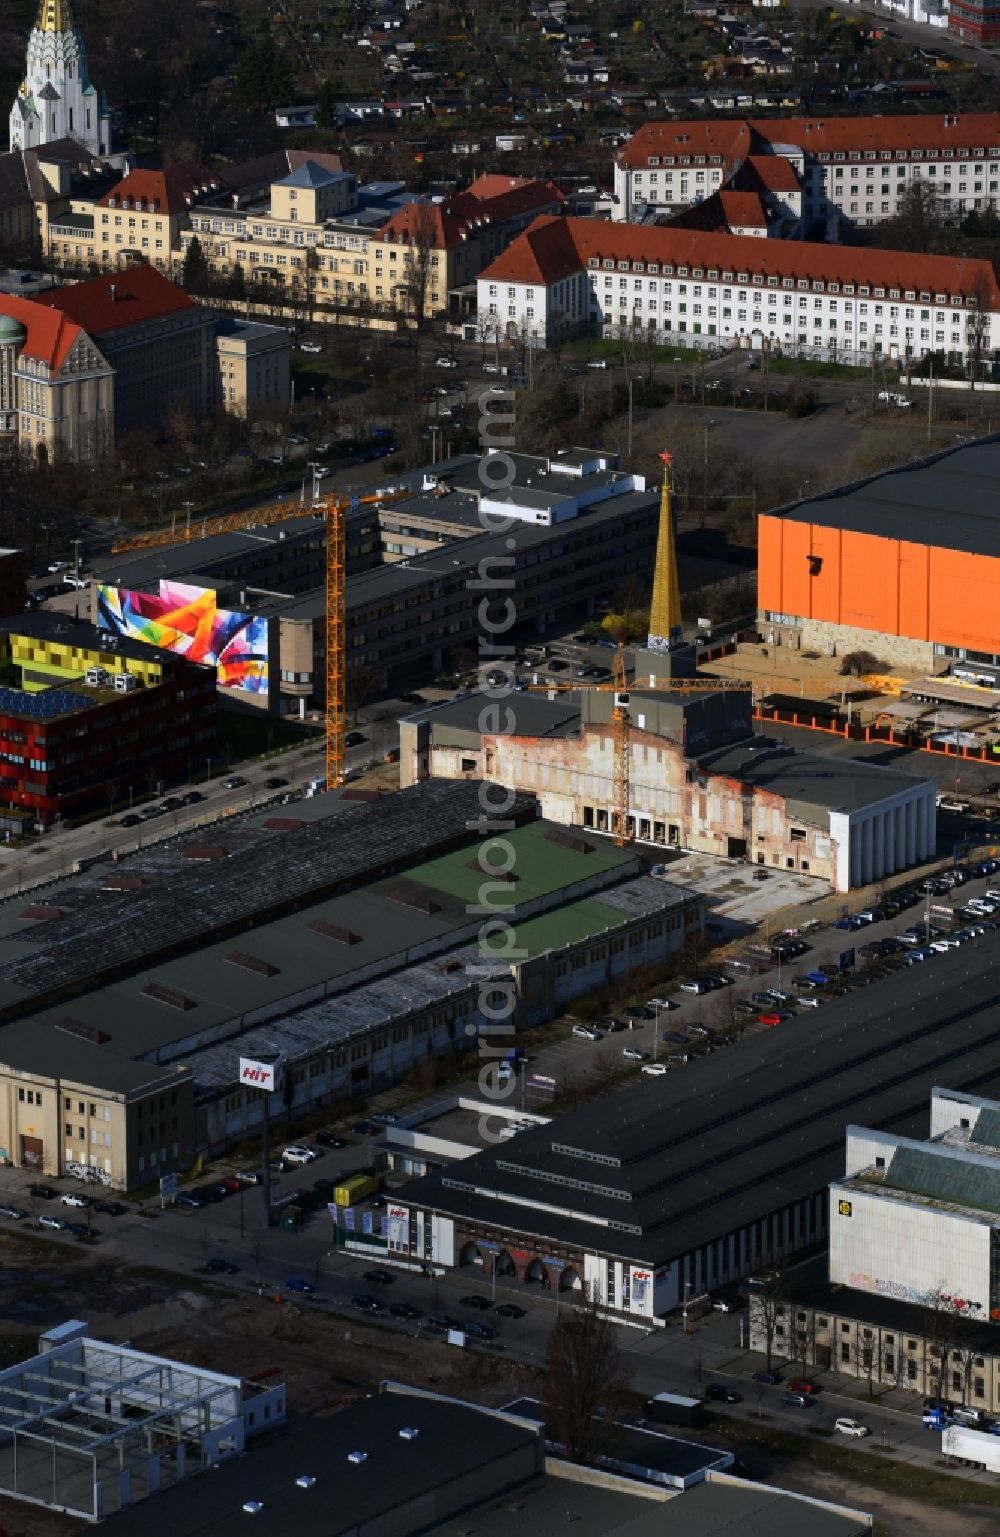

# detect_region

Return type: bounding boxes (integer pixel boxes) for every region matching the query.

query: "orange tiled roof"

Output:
[619,113,1000,169]
[480,215,583,285]
[482,215,1000,304]
[618,119,754,169]
[98,163,217,215]
[754,112,1000,155]
[742,154,800,193]
[39,265,196,336]
[0,293,80,373]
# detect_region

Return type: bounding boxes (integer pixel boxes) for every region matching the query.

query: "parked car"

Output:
[282,1145,316,1166]
[38,1213,68,1230]
[29,1184,59,1200]
[352,1293,384,1313]
[0,1204,27,1220]
[345,731,366,748]
[436,356,459,368]
[206,1257,238,1274]
[622,1046,650,1061]
[300,342,323,354]
[93,1200,127,1216]
[351,1120,379,1136]
[119,813,141,827]
[460,1294,492,1310]
[641,1062,668,1077]
[463,1320,497,1341]
[571,1024,601,1041]
[285,1276,315,1295]
[363,1269,394,1286]
[389,1301,422,1320]
[787,1379,819,1395]
[752,1370,780,1384]
[494,1303,526,1319]
[315,1130,346,1148]
[428,1313,459,1330]
[646,997,677,1011]
[622,1004,654,1021]
[706,1383,743,1403]
[221,776,247,790]
[60,1192,90,1208]
[679,979,711,995]
[369,1111,399,1125]
[835,1417,870,1437]
[263,776,288,790]
[175,1191,207,1209]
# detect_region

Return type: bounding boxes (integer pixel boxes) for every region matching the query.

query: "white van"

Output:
[835,1417,869,1437]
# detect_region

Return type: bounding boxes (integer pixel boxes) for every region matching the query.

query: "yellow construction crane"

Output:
[111,479,406,792]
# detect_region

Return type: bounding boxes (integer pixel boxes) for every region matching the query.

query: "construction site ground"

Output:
[708,640,920,705]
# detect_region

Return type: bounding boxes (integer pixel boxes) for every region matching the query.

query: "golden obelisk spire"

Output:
[646,449,681,651]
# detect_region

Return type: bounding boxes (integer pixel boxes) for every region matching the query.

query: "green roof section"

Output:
[411,820,631,906]
[481,895,633,960]
[886,1145,1000,1216]
[973,1106,1000,1150]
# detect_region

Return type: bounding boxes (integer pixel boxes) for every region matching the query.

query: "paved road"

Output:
[0,707,403,900]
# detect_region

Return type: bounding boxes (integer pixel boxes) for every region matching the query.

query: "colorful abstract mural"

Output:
[97,582,269,696]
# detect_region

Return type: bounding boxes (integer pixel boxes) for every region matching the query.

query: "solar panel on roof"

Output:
[0,687,91,719]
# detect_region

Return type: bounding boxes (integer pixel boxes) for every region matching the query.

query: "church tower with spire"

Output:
[9,0,110,157]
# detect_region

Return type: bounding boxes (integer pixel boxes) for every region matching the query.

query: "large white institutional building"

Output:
[9,0,110,158]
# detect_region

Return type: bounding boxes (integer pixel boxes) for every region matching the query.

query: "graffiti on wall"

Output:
[98,581,268,695]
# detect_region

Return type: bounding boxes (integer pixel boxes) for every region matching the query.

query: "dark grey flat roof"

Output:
[696,736,932,817]
[90,514,329,592]
[675,1480,870,1537]
[413,691,581,739]
[401,936,1000,1265]
[0,781,535,1018]
[768,437,1000,556]
[102,1391,541,1537]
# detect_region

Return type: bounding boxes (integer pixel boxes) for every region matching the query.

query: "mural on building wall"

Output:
[97,582,268,696]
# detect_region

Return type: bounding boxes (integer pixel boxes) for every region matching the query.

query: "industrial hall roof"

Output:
[101,1389,542,1537]
[0,780,537,1019]
[762,437,1000,558]
[399,932,1000,1266]
[695,735,932,818]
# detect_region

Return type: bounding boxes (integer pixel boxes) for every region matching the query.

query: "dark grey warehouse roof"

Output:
[0,781,536,1017]
[767,436,1000,556]
[101,1391,541,1537]
[401,935,1000,1266]
[695,736,932,817]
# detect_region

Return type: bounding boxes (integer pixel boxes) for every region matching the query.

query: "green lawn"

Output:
[765,357,879,382]
[218,710,321,765]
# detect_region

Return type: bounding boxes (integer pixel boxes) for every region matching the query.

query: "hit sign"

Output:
[239,1057,277,1091]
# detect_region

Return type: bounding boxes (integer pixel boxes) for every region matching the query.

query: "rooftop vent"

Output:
[295,1474,317,1489]
[347,1450,368,1465]
[399,1426,420,1440]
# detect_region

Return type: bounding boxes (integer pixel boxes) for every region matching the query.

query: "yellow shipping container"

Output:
[334,1173,379,1207]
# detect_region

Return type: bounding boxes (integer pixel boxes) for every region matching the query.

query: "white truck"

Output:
[943,1424,1000,1471]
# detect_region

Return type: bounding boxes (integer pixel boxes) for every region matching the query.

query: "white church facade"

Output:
[9,0,110,158]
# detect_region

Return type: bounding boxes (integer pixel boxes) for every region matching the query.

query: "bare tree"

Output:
[749,1272,786,1373]
[966,272,992,390]
[545,1284,631,1464]
[399,203,441,335]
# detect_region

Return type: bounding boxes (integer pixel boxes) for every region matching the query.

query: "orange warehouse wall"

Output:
[758,519,1000,653]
